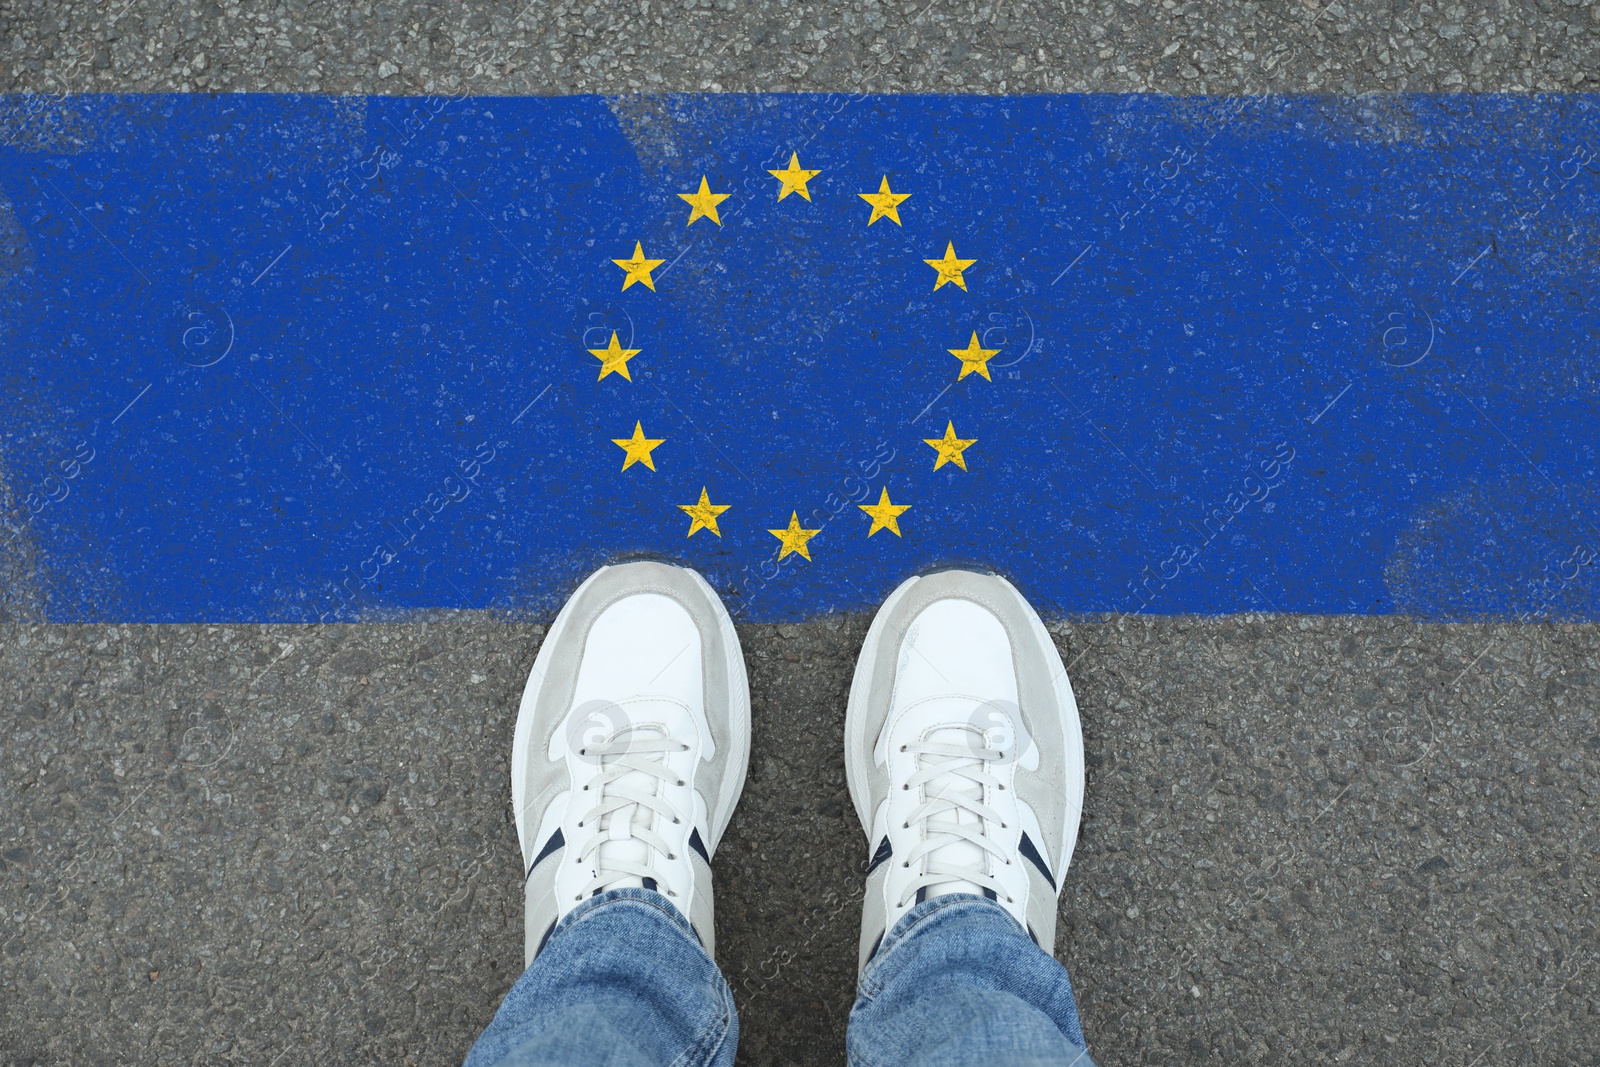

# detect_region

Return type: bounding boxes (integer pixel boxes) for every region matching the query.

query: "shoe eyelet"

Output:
[899,744,907,752]
[667,853,676,860]
[676,779,685,786]
[673,817,681,824]
[902,784,909,791]
[901,861,909,868]
[901,821,908,829]
[578,747,586,756]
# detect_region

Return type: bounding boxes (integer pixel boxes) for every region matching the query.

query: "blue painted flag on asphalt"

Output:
[1,93,1597,622]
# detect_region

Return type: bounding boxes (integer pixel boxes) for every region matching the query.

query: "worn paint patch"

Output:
[0,453,46,623]
[0,93,1596,623]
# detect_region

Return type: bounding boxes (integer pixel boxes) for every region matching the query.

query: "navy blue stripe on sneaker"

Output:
[866,836,893,875]
[688,827,710,864]
[1017,832,1057,890]
[526,828,565,879]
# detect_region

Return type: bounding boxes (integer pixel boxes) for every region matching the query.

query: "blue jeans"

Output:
[464,888,1095,1067]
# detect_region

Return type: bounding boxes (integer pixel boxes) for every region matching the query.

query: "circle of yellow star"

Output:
[678,487,731,538]
[924,242,976,291]
[588,332,641,381]
[678,176,729,226]
[923,422,976,471]
[858,176,911,226]
[612,421,665,471]
[612,241,666,291]
[858,487,911,537]
[768,511,820,560]
[767,152,821,202]
[949,332,1000,381]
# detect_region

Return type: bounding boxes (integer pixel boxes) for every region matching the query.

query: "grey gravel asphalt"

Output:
[4,0,1599,95]
[3,617,1598,1065]
[5,2,1600,1065]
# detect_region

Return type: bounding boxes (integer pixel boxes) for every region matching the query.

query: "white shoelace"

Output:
[897,735,1013,907]
[573,728,690,900]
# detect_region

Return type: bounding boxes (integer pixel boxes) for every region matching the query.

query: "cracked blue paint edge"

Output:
[0,93,1597,624]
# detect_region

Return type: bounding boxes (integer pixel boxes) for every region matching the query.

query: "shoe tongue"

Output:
[919,724,989,900]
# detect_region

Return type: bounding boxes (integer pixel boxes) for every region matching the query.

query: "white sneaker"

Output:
[511,561,750,967]
[845,570,1086,971]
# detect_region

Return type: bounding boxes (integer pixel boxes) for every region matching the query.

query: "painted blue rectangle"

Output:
[1,93,1597,622]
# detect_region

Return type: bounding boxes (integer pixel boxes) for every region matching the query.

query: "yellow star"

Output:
[767,152,821,202]
[858,176,911,226]
[587,332,641,381]
[923,422,976,471]
[858,487,911,537]
[612,421,665,471]
[949,332,1000,381]
[678,487,730,538]
[612,241,666,291]
[924,242,976,291]
[768,511,820,560]
[677,176,729,226]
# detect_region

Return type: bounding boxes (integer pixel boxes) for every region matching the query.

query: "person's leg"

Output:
[465,888,736,1067]
[843,570,1094,1067]
[465,562,752,1067]
[848,895,1092,1066]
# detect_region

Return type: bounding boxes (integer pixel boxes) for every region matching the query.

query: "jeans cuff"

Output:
[860,892,1023,995]
[543,886,702,955]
